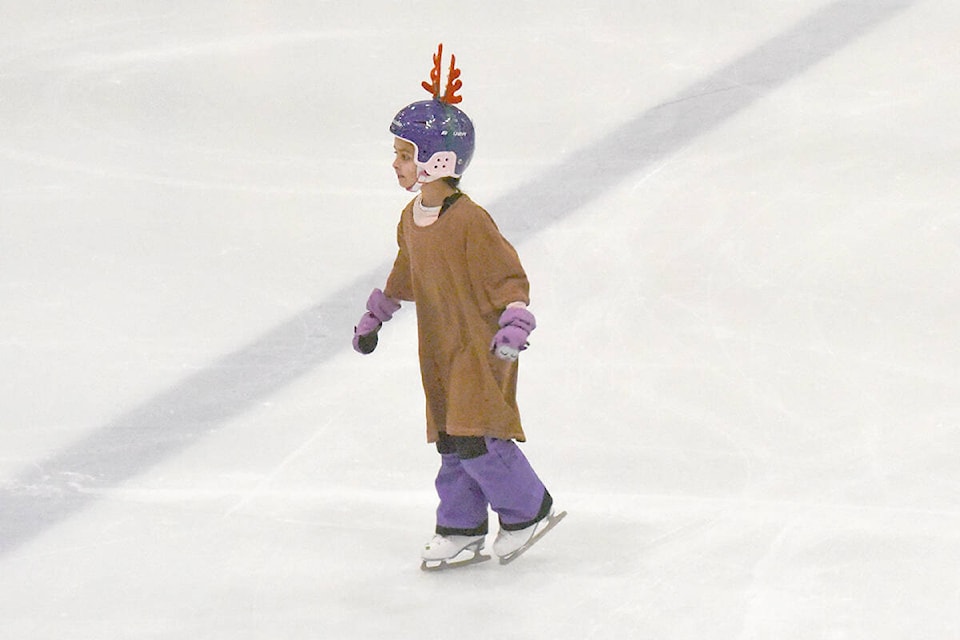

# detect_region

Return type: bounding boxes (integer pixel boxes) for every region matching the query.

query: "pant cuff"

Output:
[436,519,489,537]
[499,489,553,531]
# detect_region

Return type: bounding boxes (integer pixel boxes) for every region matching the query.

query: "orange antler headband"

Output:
[420,43,463,105]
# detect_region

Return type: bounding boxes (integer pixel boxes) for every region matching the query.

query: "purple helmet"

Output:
[390,99,475,183]
[391,44,475,186]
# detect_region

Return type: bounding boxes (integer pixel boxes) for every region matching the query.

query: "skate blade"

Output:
[420,550,492,572]
[499,510,567,565]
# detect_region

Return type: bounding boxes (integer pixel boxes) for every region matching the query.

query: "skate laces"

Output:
[425,534,447,549]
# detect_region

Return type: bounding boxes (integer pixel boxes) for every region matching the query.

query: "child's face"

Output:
[393,138,418,190]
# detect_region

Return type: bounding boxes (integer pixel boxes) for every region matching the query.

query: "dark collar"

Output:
[439,191,464,216]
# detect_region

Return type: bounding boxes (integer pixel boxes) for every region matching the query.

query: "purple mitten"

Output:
[352,312,382,354]
[353,288,401,354]
[366,288,401,322]
[490,307,536,361]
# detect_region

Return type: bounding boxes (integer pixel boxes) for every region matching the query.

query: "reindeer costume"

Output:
[352,44,563,569]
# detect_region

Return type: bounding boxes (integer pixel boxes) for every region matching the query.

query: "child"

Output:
[352,44,561,569]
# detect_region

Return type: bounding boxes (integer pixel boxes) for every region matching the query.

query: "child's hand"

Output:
[353,288,400,355]
[353,313,382,354]
[490,307,536,361]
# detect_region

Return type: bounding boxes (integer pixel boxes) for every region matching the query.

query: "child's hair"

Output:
[443,177,461,190]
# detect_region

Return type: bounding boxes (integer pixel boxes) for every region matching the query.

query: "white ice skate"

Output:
[493,509,567,565]
[420,534,491,571]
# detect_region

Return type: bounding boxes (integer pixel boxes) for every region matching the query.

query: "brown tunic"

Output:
[383,195,530,443]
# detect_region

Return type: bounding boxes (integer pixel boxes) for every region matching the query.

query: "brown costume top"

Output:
[383,194,530,443]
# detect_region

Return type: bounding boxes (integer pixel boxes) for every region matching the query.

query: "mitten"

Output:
[353,288,401,355]
[490,307,536,361]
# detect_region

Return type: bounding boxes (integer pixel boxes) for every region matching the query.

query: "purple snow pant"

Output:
[434,436,550,536]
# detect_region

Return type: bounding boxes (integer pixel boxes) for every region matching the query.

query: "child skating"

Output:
[352,44,564,570]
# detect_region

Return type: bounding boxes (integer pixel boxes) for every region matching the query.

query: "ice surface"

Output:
[2,1,959,638]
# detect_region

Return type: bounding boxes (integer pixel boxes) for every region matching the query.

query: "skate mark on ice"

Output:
[0,0,916,556]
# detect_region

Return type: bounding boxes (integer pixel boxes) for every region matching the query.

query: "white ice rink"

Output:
[2,1,959,638]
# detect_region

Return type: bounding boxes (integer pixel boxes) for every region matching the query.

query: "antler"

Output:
[421,43,443,98]
[420,43,463,104]
[442,53,463,104]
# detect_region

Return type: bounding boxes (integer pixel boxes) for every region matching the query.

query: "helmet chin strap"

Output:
[409,166,442,192]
